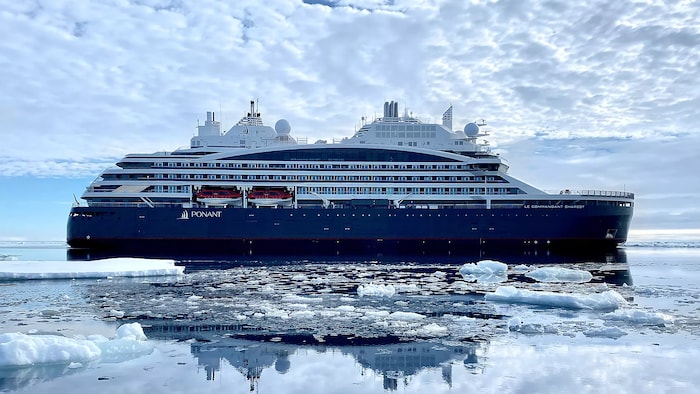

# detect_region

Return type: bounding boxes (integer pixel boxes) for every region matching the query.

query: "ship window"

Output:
[227,148,458,162]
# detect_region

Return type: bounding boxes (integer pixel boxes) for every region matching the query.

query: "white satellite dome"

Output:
[275,119,291,135]
[464,122,480,136]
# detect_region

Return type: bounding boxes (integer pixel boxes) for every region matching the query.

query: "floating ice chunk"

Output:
[98,323,153,363]
[525,267,593,283]
[485,286,626,310]
[259,306,290,319]
[108,309,125,318]
[507,318,557,335]
[603,309,674,326]
[0,323,151,367]
[395,284,420,293]
[363,310,390,319]
[0,259,183,280]
[290,310,315,319]
[281,295,323,303]
[459,260,508,276]
[512,323,545,334]
[388,311,425,321]
[459,260,508,283]
[358,283,396,297]
[512,264,530,273]
[319,311,341,318]
[583,327,628,339]
[115,322,148,341]
[0,333,101,367]
[416,323,448,337]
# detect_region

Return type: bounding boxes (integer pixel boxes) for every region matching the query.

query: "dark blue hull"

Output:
[67,204,633,254]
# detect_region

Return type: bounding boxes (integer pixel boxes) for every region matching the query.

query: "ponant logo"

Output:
[190,210,222,218]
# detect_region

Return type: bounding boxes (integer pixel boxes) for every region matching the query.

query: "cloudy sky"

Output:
[1,0,699,241]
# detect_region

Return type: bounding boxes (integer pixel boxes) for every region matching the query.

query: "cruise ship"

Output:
[67,100,634,254]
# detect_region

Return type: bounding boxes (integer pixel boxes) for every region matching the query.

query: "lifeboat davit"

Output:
[247,188,293,207]
[196,189,243,207]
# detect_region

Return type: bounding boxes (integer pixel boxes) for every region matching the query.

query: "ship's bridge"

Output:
[341,101,490,156]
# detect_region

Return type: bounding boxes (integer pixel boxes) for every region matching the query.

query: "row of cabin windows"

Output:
[106,173,506,183]
[297,187,519,195]
[375,132,437,138]
[229,147,457,162]
[146,162,499,171]
[375,124,437,132]
[147,186,520,195]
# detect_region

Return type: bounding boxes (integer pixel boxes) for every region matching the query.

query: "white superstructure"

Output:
[79,101,633,210]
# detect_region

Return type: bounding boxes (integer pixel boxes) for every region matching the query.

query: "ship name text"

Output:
[190,210,223,218]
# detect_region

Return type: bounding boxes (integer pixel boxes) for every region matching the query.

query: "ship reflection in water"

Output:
[142,325,486,392]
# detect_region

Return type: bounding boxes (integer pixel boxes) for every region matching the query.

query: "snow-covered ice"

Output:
[459,260,508,276]
[0,258,183,280]
[0,323,152,367]
[357,282,396,297]
[603,309,674,326]
[583,327,628,339]
[525,267,593,283]
[459,260,508,283]
[485,286,627,310]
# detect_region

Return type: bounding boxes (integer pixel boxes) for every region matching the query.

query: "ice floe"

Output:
[603,309,674,326]
[485,286,627,310]
[459,260,508,276]
[583,327,628,339]
[459,260,508,283]
[525,267,593,283]
[0,323,153,367]
[0,259,183,280]
[357,283,396,297]
[388,311,425,321]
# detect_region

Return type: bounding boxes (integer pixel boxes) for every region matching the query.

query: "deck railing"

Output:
[555,189,634,199]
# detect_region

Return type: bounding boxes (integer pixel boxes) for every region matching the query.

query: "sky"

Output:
[0,0,699,241]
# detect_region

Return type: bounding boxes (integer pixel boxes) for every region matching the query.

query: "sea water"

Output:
[0,238,699,394]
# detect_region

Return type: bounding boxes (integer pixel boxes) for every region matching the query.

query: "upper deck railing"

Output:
[556,189,634,199]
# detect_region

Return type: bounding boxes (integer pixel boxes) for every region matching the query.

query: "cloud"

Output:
[1,0,699,230]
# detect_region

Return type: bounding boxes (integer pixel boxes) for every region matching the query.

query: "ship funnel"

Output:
[383,101,400,118]
[206,111,213,122]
